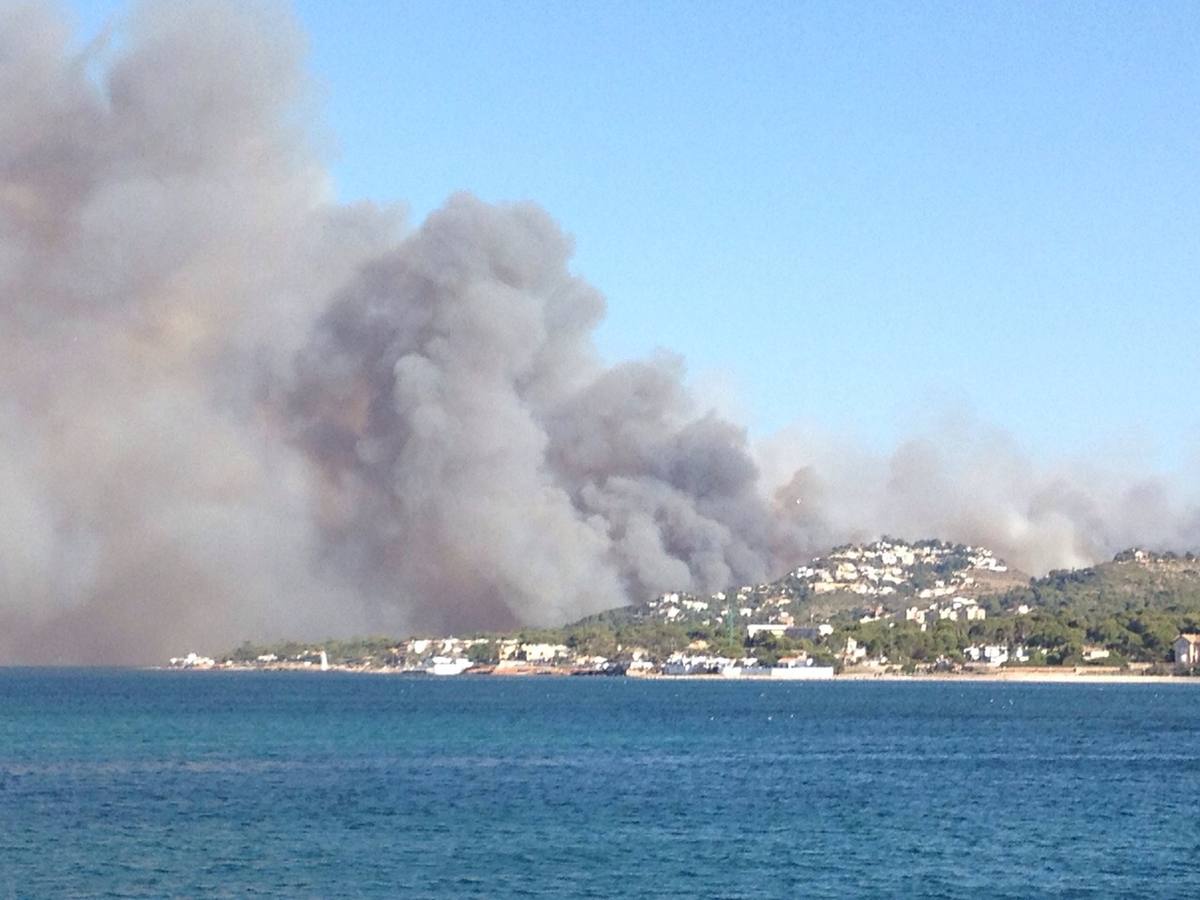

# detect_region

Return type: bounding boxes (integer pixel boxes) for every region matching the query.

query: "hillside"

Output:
[557,541,1200,670]
[592,538,1029,630]
[211,540,1200,674]
[995,549,1200,617]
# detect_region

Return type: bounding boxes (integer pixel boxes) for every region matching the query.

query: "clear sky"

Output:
[66,0,1199,469]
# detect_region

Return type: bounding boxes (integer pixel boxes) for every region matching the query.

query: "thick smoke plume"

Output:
[1,1,1196,663]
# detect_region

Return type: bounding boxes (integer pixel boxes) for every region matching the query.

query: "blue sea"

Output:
[1,671,1198,898]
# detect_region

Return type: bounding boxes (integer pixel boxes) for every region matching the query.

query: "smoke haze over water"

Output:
[1,1,1196,663]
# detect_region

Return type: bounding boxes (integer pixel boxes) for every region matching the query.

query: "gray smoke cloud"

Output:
[288,198,785,634]
[1,1,1196,663]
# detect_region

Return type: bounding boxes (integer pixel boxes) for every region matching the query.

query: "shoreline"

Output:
[165,664,1199,684]
[829,671,1196,685]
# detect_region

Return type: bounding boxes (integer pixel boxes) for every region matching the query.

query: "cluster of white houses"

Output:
[794,540,1006,599]
[643,540,1011,631]
[903,597,987,628]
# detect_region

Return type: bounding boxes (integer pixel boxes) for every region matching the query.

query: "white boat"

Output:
[427,656,474,676]
[769,665,835,679]
[721,663,836,679]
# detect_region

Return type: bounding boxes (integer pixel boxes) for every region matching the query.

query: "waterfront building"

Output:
[1174,634,1200,667]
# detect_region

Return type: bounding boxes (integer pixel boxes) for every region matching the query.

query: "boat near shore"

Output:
[427,657,474,676]
[720,665,836,680]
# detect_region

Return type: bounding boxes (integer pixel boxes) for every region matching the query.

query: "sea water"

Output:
[1,670,1197,898]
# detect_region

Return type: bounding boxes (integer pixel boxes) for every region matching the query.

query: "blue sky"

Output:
[67,0,1199,468]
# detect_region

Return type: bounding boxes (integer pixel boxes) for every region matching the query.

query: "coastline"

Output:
[630,670,1197,684]
[169,663,1199,684]
[832,670,1197,685]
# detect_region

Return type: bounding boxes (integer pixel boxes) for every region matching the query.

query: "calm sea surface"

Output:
[1,670,1197,898]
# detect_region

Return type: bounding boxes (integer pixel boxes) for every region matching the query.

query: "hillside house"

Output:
[843,637,868,663]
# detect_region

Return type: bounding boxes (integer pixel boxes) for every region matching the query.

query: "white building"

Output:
[982,645,1008,666]
[168,652,215,669]
[1174,634,1200,667]
[843,637,868,663]
[662,654,733,675]
[964,644,1009,666]
[520,643,569,663]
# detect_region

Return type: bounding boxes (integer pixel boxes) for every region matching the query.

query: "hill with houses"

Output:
[205,539,1200,676]
[591,537,1029,632]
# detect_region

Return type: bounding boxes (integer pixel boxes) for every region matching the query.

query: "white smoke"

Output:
[759,422,1200,576]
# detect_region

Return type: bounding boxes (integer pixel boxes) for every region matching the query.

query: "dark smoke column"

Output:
[290,195,788,634]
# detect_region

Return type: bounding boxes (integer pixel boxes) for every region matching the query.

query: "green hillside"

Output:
[994,550,1200,616]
